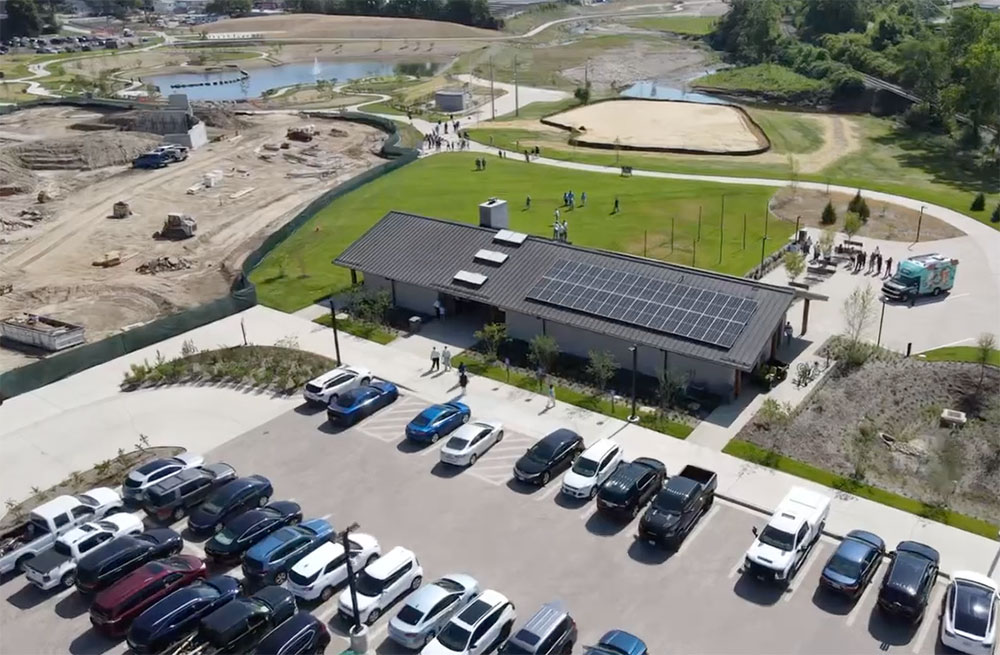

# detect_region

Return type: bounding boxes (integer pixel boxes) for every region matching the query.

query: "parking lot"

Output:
[0,388,948,655]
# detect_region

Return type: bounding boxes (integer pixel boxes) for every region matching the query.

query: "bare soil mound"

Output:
[739,356,1000,522]
[5,132,161,171]
[544,99,769,155]
[202,14,497,39]
[0,153,40,192]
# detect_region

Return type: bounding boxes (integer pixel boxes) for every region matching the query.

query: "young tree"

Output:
[848,189,864,213]
[819,228,835,258]
[992,203,1000,223]
[975,332,997,394]
[783,250,806,284]
[841,284,878,365]
[586,350,618,398]
[857,197,870,221]
[573,83,591,105]
[528,334,560,374]
[843,211,863,240]
[473,322,507,362]
[971,192,986,211]
[655,368,688,414]
[820,199,837,225]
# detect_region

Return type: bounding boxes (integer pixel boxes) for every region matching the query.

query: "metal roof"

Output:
[334,211,795,371]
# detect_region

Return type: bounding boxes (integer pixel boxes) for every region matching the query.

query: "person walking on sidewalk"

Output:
[442,346,452,371]
[459,371,468,395]
[546,383,556,408]
[884,256,893,278]
[430,347,440,371]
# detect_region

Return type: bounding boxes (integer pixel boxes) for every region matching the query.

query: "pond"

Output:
[146,59,439,101]
[622,81,726,105]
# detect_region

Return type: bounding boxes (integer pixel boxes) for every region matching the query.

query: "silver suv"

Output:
[500,601,577,655]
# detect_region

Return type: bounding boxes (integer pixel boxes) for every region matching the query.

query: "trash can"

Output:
[408,316,422,334]
[349,625,369,654]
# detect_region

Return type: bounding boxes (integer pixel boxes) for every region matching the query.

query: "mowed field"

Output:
[249,153,788,313]
[201,13,499,39]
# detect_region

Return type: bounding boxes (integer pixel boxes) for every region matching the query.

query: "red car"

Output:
[90,555,206,637]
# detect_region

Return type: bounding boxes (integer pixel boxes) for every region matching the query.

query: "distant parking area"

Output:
[0,388,946,654]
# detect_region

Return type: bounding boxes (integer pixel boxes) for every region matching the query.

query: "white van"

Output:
[286,533,379,602]
[338,546,422,625]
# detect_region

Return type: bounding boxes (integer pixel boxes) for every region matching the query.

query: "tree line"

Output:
[282,0,503,30]
[711,0,1000,138]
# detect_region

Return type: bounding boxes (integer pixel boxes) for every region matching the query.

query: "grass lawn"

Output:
[626,15,717,35]
[454,353,694,439]
[747,109,824,155]
[360,100,406,116]
[723,440,998,539]
[248,153,787,313]
[390,120,424,149]
[313,314,397,344]
[693,64,827,95]
[918,345,1000,367]
[0,83,36,103]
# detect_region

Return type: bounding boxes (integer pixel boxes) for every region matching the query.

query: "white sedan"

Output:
[303,365,372,405]
[941,570,998,655]
[439,421,503,467]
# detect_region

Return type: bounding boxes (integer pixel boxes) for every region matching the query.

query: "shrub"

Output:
[992,203,1000,223]
[848,190,864,213]
[820,200,837,225]
[970,192,986,212]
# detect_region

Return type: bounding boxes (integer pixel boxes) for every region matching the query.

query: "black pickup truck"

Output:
[638,465,717,549]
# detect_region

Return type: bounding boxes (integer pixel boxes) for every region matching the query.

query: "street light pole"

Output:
[916,205,925,243]
[329,297,341,366]
[877,299,886,347]
[628,346,638,422]
[342,522,363,634]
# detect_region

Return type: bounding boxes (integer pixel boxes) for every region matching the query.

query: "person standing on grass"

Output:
[430,346,440,371]
[546,383,556,408]
[581,191,587,207]
[526,195,531,209]
[613,197,620,214]
[442,346,452,371]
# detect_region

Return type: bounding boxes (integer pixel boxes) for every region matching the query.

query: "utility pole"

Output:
[513,54,519,117]
[697,206,702,242]
[719,195,726,263]
[742,213,747,250]
[670,216,675,253]
[328,298,341,366]
[489,57,496,121]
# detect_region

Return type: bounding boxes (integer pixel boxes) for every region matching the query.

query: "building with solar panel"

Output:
[335,199,797,400]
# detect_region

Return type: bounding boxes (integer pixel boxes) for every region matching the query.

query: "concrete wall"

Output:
[164,121,208,150]
[364,274,438,314]
[506,310,737,396]
[435,92,465,113]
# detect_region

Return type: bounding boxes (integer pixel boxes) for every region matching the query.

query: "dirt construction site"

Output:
[0,105,386,373]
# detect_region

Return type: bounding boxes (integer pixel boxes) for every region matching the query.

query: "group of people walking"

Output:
[430,346,468,393]
[852,246,894,278]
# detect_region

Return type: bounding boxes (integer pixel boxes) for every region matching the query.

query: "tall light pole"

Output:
[342,522,365,646]
[877,298,887,347]
[328,297,341,366]
[628,346,638,423]
[915,205,925,243]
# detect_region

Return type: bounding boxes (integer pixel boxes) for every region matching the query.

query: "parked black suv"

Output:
[877,541,940,623]
[596,458,667,519]
[126,575,242,654]
[198,585,297,654]
[513,429,585,486]
[204,502,303,565]
[75,529,182,595]
[143,463,237,523]
[187,476,274,536]
[254,611,331,655]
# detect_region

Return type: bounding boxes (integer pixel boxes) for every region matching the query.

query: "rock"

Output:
[136,256,194,275]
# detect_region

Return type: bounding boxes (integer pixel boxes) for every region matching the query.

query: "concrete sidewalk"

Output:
[2,305,997,582]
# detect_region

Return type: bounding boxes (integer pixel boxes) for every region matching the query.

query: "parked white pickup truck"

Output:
[23,513,144,590]
[743,486,831,583]
[0,488,124,576]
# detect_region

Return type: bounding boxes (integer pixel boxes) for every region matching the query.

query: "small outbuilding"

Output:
[434,89,466,113]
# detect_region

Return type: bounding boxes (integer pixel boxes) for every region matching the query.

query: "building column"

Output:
[733,368,741,398]
[770,330,778,360]
[541,318,547,336]
[801,298,811,335]
[390,280,396,305]
[350,269,357,286]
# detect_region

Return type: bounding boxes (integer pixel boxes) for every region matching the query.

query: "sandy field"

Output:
[201,14,500,40]
[0,107,385,373]
[545,99,769,154]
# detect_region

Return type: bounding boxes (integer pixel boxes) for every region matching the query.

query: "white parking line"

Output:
[367,621,390,646]
[784,545,825,602]
[470,461,519,471]
[911,585,944,654]
[488,446,533,455]
[317,602,341,624]
[534,483,562,503]
[185,542,206,559]
[845,578,879,627]
[675,506,720,558]
[579,503,599,522]
[420,441,448,457]
[728,553,745,580]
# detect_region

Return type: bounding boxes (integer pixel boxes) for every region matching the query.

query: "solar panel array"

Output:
[526,259,759,348]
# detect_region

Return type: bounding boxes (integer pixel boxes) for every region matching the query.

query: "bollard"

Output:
[349,625,369,654]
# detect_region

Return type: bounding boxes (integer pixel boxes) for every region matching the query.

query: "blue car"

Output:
[819,529,885,599]
[405,402,471,443]
[325,380,398,425]
[242,519,335,587]
[586,630,648,655]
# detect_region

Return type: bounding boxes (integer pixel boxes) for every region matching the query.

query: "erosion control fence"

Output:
[0,111,418,401]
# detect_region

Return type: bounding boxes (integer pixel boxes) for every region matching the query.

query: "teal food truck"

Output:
[882,254,958,302]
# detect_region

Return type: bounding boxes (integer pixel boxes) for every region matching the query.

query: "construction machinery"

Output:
[154,213,197,240]
[111,201,132,219]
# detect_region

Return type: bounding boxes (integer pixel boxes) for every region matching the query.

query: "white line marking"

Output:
[367,621,390,645]
[675,506,720,558]
[728,554,745,580]
[845,579,878,627]
[470,461,520,472]
[534,483,561,503]
[488,446,533,455]
[785,545,825,602]
[319,513,333,521]
[317,603,341,624]
[186,543,206,558]
[420,441,448,457]
[911,585,944,654]
[579,504,599,521]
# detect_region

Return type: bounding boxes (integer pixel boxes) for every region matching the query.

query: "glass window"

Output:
[758,526,796,551]
[436,623,471,651]
[795,524,809,545]
[72,506,95,519]
[395,604,424,626]
[325,554,348,574]
[149,467,176,482]
[428,595,458,620]
[53,513,69,528]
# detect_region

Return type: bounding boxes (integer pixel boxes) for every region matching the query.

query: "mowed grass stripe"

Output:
[249,153,788,313]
